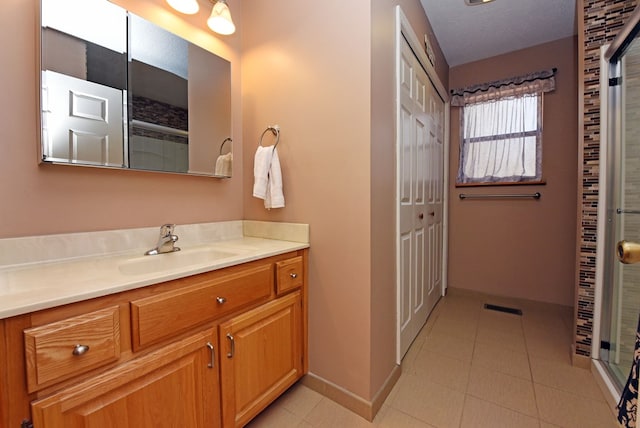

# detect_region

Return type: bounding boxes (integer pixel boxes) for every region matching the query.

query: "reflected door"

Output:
[42,70,124,166]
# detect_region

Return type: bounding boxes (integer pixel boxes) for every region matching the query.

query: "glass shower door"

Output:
[602,32,640,388]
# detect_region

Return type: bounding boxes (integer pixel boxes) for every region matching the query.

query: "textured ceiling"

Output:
[420,0,577,67]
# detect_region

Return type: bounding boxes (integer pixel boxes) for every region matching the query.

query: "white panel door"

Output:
[425,75,445,318]
[398,37,443,359]
[42,70,124,167]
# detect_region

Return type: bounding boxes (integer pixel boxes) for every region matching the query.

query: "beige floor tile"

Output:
[417,313,439,340]
[525,330,573,364]
[475,326,528,354]
[376,407,437,427]
[535,383,618,428]
[530,357,606,401]
[410,348,471,392]
[439,301,483,320]
[277,383,324,419]
[430,311,479,340]
[523,314,572,342]
[303,398,374,428]
[402,334,426,373]
[522,310,571,336]
[390,374,465,428]
[245,405,303,428]
[422,331,476,363]
[467,365,538,417]
[539,423,562,428]
[471,340,532,380]
[460,395,540,428]
[478,309,524,336]
[439,293,484,314]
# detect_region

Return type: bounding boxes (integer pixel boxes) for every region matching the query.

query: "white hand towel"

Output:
[253,146,273,199]
[265,148,284,209]
[253,145,285,209]
[214,153,232,176]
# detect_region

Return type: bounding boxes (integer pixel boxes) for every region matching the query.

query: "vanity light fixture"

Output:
[166,0,200,15]
[207,0,236,35]
[165,0,235,35]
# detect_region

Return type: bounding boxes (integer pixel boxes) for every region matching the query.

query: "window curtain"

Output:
[450,68,556,107]
[452,69,556,184]
[459,94,542,183]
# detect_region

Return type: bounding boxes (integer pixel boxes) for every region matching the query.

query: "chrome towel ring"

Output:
[259,125,280,149]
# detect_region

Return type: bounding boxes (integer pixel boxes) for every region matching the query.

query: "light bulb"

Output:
[207,0,235,35]
[166,0,199,15]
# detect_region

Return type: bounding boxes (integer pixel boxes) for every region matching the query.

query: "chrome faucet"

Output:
[145,224,181,255]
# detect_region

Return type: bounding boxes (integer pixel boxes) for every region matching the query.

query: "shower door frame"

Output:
[594,5,640,393]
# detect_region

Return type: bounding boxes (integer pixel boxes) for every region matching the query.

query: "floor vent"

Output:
[483,303,523,316]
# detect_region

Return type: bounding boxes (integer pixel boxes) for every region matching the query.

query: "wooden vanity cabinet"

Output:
[31,328,221,428]
[220,291,303,427]
[0,249,307,428]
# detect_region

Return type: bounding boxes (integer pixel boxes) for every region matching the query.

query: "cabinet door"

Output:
[31,329,221,428]
[220,291,302,427]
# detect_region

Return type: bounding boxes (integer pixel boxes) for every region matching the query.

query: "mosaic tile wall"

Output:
[577,0,638,357]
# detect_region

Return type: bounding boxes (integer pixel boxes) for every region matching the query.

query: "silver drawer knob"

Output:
[290,273,298,279]
[72,344,90,356]
[216,296,227,304]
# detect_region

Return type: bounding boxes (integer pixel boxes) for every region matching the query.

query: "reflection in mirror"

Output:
[39,0,232,177]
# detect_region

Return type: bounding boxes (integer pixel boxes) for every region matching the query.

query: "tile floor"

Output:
[246,289,620,428]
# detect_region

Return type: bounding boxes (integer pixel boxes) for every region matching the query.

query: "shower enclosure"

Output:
[599,6,640,390]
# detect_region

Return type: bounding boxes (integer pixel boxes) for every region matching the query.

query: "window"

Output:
[450,68,555,186]
[458,93,542,184]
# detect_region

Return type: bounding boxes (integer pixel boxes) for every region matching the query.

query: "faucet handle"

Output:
[160,224,176,237]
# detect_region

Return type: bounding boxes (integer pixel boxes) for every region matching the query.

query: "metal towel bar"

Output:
[459,192,541,200]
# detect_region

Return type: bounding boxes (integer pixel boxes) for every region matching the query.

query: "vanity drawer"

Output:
[275,256,304,295]
[131,264,273,350]
[24,306,121,393]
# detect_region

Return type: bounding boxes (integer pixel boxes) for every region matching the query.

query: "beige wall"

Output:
[241,0,448,402]
[0,0,243,239]
[448,37,578,307]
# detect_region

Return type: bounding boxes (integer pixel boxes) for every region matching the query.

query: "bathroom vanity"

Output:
[0,221,309,428]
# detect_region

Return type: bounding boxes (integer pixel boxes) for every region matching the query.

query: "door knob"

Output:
[617,240,640,264]
[418,213,424,220]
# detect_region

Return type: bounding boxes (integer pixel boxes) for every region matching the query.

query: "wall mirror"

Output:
[39,0,233,177]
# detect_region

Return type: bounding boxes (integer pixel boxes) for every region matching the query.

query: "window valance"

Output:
[450,68,556,106]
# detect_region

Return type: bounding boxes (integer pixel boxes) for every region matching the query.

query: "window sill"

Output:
[455,180,546,188]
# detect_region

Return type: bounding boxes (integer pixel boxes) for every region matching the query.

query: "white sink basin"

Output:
[118,248,239,276]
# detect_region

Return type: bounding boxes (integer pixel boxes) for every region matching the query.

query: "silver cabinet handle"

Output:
[206,342,215,368]
[290,273,298,279]
[72,344,90,356]
[226,333,235,358]
[216,296,226,304]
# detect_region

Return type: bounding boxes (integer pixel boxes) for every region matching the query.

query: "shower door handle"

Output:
[617,240,640,264]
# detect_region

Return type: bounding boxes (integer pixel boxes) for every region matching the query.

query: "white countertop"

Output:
[0,221,309,319]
